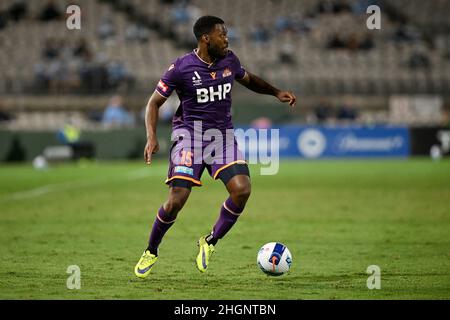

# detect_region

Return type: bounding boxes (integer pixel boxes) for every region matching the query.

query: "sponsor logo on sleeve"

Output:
[158,80,169,92]
[222,68,232,78]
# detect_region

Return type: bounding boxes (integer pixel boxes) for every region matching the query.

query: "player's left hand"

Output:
[276,91,296,107]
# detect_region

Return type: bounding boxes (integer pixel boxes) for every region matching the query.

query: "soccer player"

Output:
[135,16,296,278]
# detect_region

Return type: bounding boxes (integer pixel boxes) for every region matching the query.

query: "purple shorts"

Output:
[165,136,246,187]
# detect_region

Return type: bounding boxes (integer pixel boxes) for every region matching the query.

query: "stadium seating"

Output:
[0,0,449,129]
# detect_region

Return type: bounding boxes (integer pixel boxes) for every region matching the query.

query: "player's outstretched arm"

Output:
[237,71,296,107]
[144,91,167,165]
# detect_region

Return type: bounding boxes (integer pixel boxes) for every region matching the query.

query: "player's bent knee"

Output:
[164,187,190,216]
[164,198,184,217]
[231,182,251,206]
[237,182,251,197]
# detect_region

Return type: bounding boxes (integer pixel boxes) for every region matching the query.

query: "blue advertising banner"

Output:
[235,125,410,159]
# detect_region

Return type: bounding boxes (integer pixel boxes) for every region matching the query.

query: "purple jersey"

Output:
[155,50,246,133]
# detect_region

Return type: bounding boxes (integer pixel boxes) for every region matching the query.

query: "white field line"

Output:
[4,168,161,201]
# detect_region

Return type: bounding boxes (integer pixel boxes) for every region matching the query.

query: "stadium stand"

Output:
[0,0,449,130]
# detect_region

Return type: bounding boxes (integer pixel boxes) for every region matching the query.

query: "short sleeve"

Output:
[155,60,180,98]
[231,52,246,80]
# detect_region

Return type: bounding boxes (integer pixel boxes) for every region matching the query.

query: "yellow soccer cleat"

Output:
[196,236,215,273]
[134,250,158,278]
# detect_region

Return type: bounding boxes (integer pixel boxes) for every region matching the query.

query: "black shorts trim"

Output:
[217,163,250,185]
[169,178,193,190]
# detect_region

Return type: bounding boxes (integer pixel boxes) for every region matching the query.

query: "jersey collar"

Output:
[193,49,214,68]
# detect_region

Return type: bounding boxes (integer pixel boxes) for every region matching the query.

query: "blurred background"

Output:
[0,0,449,163]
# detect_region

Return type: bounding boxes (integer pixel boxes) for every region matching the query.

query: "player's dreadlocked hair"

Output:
[193,15,225,41]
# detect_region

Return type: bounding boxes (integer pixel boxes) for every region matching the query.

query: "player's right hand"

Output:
[144,139,159,165]
[276,91,297,107]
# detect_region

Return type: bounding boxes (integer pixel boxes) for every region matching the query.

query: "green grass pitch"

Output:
[0,159,449,299]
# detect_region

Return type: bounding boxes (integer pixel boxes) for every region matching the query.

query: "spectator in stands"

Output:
[327,33,346,49]
[34,39,61,92]
[170,1,201,27]
[73,38,92,60]
[0,10,8,30]
[409,50,431,70]
[359,34,375,50]
[336,101,358,122]
[346,33,361,51]
[168,1,202,48]
[317,0,351,14]
[351,0,380,15]
[57,118,95,160]
[279,42,296,65]
[226,23,240,44]
[331,0,352,13]
[314,100,333,124]
[275,16,292,33]
[442,109,450,128]
[107,60,135,91]
[33,59,65,93]
[251,117,273,129]
[39,0,62,22]
[186,2,202,24]
[98,16,116,41]
[276,14,311,35]
[34,35,131,94]
[295,13,316,34]
[102,95,135,127]
[42,38,61,60]
[8,0,28,22]
[171,3,191,24]
[328,33,375,51]
[392,23,421,44]
[71,38,91,92]
[317,0,335,14]
[79,52,110,93]
[34,37,95,93]
[0,101,13,123]
[126,23,150,43]
[250,23,271,43]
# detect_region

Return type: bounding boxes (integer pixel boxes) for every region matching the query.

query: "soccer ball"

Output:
[257,242,292,276]
[32,155,48,170]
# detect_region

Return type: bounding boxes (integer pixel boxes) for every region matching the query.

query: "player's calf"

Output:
[204,169,251,247]
[207,196,246,245]
[145,185,191,256]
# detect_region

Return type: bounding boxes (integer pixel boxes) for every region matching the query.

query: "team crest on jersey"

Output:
[210,72,217,80]
[168,64,175,71]
[223,68,232,78]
